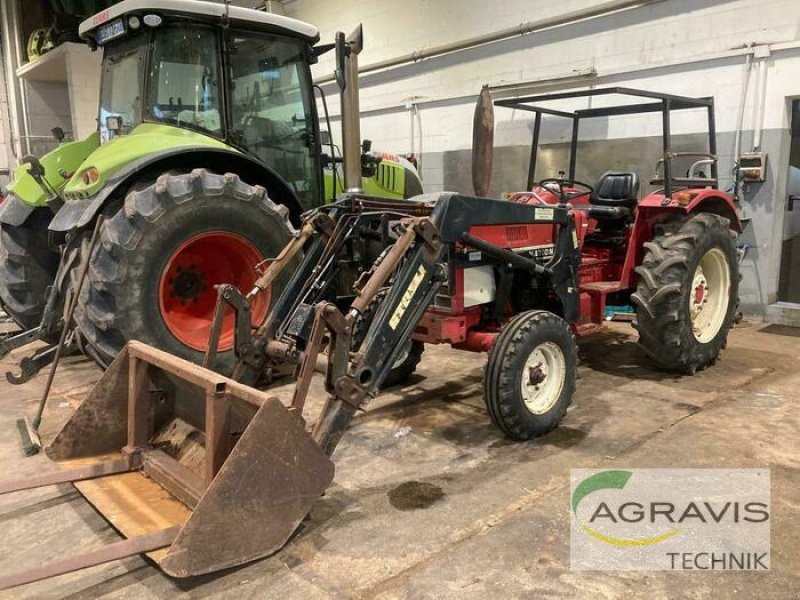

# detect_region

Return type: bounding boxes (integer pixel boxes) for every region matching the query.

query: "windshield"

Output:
[98,35,145,142]
[228,32,319,205]
[146,26,222,135]
[96,24,320,204]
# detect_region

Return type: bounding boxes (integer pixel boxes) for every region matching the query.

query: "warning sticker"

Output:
[535,207,555,221]
[389,266,427,329]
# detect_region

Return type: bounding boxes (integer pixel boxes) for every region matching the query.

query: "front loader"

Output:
[0,185,585,588]
[0,66,592,588]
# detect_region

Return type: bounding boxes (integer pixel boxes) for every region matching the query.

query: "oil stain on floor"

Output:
[388,481,445,511]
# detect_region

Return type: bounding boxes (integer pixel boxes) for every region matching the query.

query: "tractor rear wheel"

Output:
[632,212,738,374]
[484,310,577,440]
[0,208,60,331]
[73,169,299,374]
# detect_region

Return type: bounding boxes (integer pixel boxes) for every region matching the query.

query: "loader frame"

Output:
[210,192,581,452]
[0,190,580,588]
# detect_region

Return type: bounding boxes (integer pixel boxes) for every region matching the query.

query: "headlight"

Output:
[80,167,99,186]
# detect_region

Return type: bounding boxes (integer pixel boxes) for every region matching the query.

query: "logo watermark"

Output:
[570,469,770,570]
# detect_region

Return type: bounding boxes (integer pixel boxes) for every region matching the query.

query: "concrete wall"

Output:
[285,0,800,316]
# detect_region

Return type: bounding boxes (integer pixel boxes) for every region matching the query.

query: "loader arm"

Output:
[226,192,580,457]
[309,216,445,455]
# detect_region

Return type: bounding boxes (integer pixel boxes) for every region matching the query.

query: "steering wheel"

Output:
[537,177,594,204]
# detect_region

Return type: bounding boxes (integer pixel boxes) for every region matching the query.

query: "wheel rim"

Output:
[520,341,566,414]
[392,340,411,369]
[158,232,269,352]
[689,247,730,344]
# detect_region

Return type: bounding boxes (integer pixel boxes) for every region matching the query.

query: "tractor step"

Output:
[581,280,624,294]
[577,280,625,335]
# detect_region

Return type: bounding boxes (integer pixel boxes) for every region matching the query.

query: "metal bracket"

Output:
[203,284,252,370]
[0,326,42,359]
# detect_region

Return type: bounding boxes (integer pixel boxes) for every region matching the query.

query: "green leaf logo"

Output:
[572,470,632,515]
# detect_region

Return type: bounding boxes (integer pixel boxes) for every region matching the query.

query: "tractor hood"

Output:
[7,132,100,209]
[61,123,230,201]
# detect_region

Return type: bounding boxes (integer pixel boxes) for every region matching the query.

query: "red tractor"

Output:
[192,88,740,445]
[484,87,741,373]
[198,87,741,444]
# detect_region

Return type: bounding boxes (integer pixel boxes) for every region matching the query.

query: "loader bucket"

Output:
[0,341,334,589]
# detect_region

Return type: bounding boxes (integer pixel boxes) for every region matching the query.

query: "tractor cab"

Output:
[79,1,322,204]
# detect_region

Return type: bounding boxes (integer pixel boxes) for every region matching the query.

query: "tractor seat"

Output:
[590,171,640,210]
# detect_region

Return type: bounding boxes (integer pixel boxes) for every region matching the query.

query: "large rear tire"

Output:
[0,208,60,331]
[632,212,738,374]
[73,169,299,374]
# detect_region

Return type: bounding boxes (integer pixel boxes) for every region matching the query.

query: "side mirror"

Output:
[51,127,65,143]
[320,130,332,146]
[334,31,347,90]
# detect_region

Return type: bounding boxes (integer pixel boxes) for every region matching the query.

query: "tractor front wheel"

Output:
[632,212,738,374]
[73,169,299,374]
[484,310,577,440]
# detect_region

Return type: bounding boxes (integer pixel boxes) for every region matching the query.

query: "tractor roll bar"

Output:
[494,87,718,199]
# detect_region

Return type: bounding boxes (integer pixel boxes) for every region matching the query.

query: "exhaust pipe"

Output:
[336,25,364,192]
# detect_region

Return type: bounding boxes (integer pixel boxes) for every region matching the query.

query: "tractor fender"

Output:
[638,190,742,232]
[49,147,305,233]
[0,193,36,226]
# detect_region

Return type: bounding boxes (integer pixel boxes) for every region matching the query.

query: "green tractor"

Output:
[0,0,422,378]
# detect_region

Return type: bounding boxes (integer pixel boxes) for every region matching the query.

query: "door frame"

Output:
[766,95,800,321]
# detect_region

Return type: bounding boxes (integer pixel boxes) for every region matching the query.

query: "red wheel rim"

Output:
[158,232,270,352]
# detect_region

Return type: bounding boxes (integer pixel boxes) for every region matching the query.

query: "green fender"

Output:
[60,123,231,201]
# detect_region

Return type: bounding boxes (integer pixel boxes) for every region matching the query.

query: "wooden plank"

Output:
[75,472,191,561]
[142,450,205,509]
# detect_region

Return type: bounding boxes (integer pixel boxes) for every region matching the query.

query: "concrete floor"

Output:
[0,319,798,599]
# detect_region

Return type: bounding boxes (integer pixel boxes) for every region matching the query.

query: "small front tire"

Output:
[484,310,577,440]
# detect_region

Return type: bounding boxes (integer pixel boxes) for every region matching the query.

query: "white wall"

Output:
[292,0,800,154]
[286,0,800,315]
